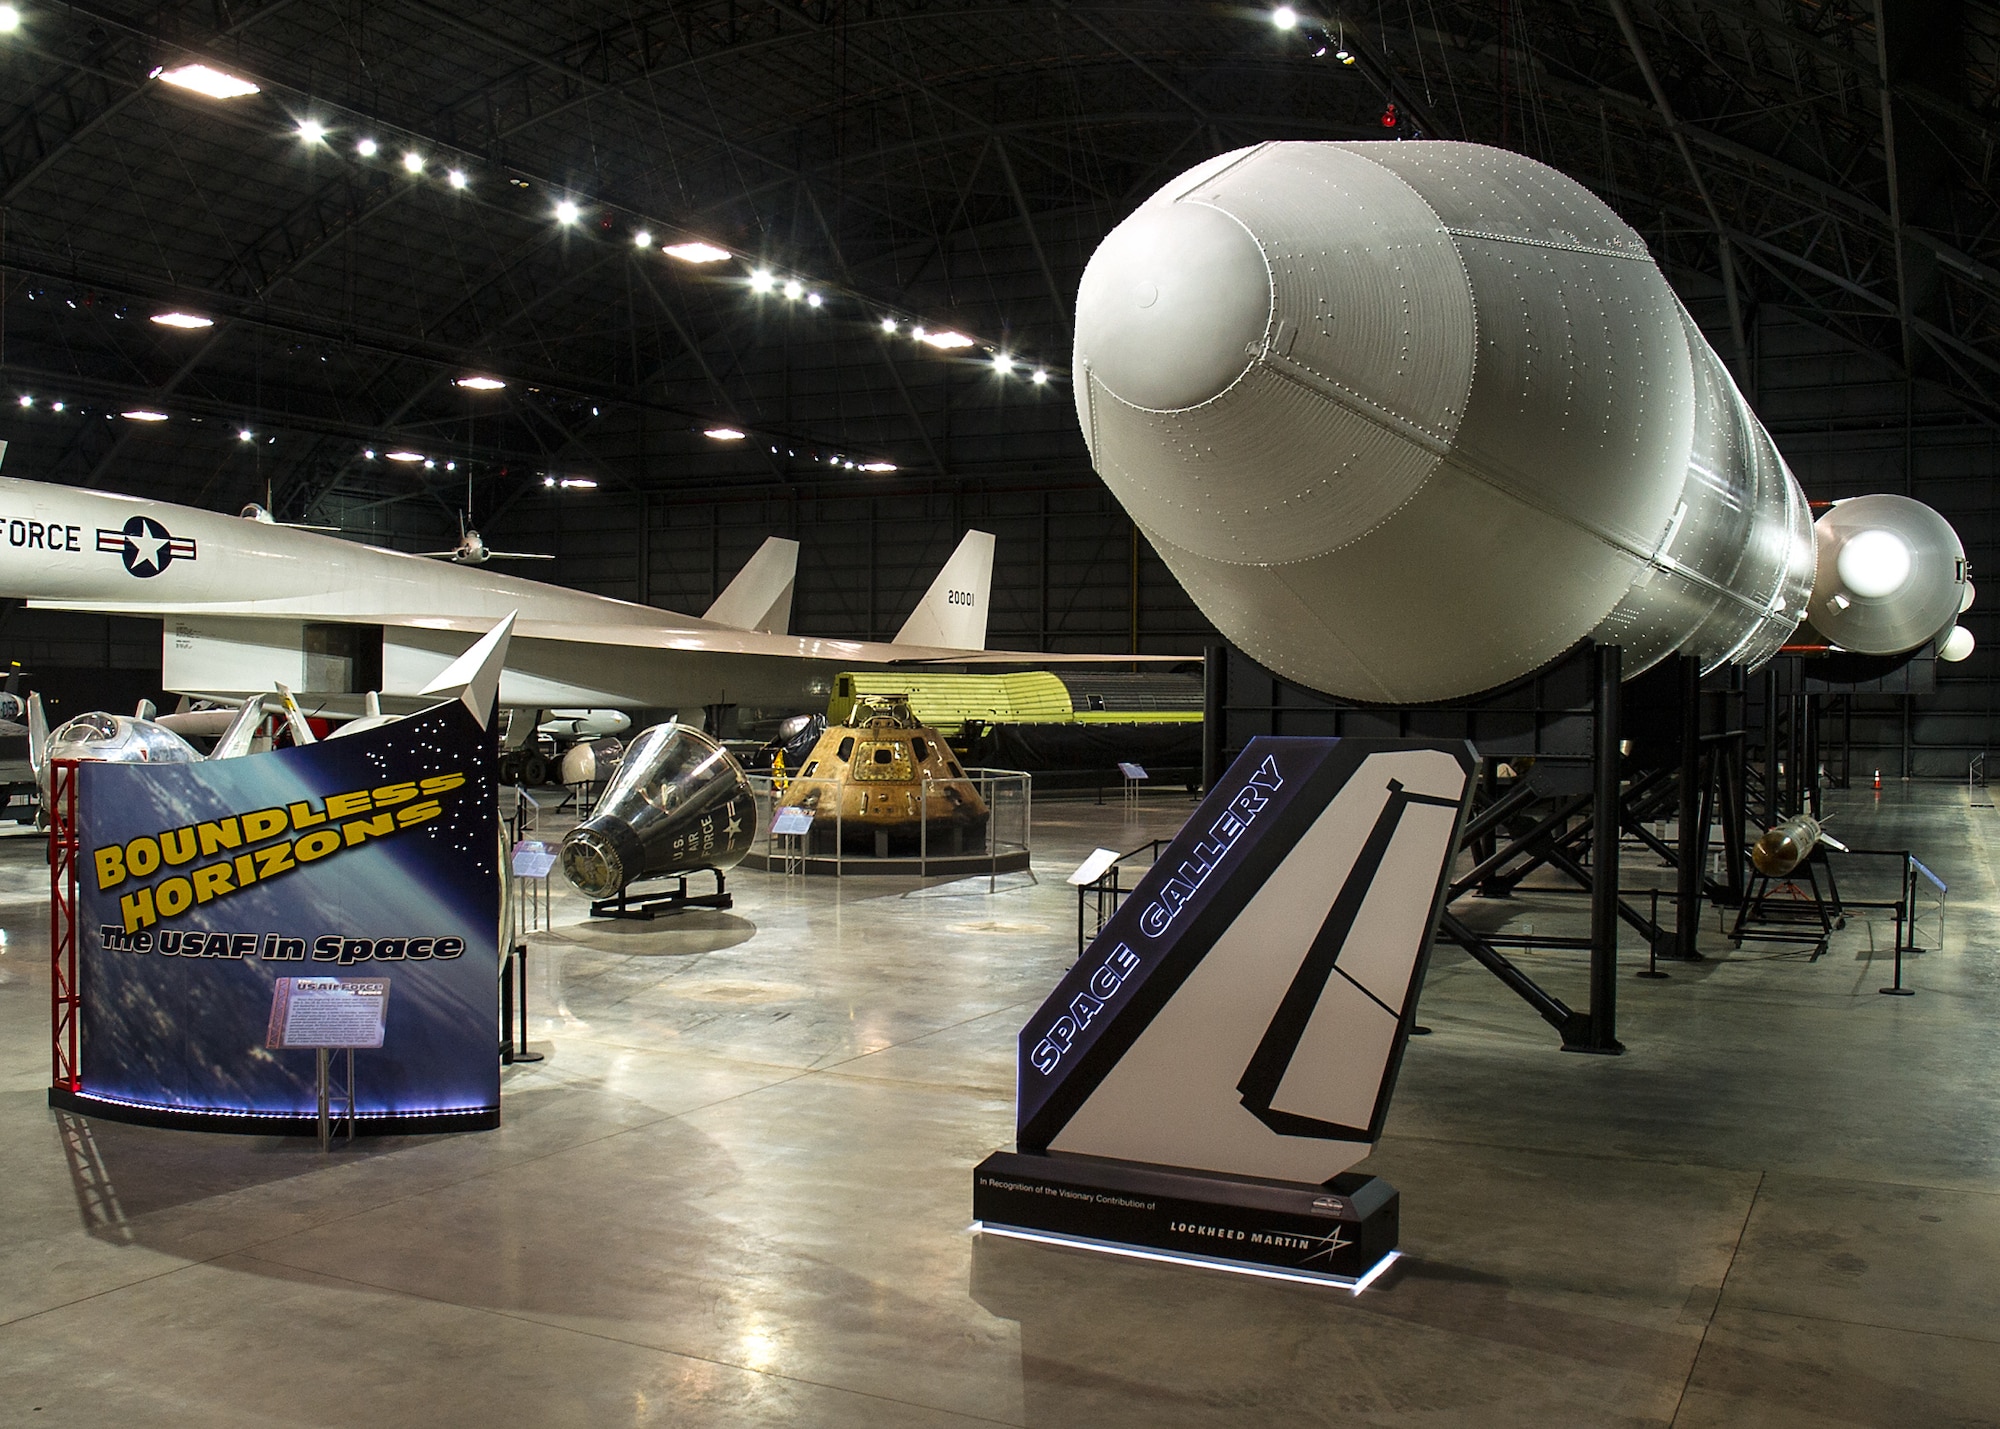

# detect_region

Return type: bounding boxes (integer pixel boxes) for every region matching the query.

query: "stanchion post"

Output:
[1881,856,1917,995]
[1639,887,1670,979]
[1577,644,1626,1053]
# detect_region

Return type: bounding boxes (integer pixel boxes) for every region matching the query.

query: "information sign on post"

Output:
[265,977,391,1152]
[266,977,392,1049]
[771,806,814,836]
[511,840,560,879]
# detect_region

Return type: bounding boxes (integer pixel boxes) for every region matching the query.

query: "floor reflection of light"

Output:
[739,1324,779,1372]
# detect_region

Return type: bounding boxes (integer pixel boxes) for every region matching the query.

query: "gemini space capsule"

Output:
[1072,141,1971,702]
[559,723,755,897]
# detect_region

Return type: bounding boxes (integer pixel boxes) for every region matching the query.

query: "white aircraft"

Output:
[0,475,1159,717]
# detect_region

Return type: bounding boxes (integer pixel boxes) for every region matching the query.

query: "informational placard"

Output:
[1118,762,1149,781]
[1068,848,1122,887]
[267,977,391,1049]
[511,840,560,878]
[71,697,501,1132]
[771,806,814,836]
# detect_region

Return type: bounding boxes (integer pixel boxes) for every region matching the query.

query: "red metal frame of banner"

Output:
[49,758,81,1094]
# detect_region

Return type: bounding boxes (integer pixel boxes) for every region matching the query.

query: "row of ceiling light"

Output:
[2,9,1058,479]
[115,42,1061,391]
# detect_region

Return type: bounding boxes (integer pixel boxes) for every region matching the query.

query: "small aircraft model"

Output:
[419,518,555,566]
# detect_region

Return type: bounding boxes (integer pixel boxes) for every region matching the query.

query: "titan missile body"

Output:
[1072,141,1970,702]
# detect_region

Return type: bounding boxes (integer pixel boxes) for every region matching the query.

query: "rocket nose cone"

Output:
[1075,199,1271,411]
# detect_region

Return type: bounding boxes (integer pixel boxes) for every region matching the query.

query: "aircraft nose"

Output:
[1074,198,1272,412]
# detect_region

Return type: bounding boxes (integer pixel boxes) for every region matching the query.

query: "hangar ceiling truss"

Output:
[0,0,1993,540]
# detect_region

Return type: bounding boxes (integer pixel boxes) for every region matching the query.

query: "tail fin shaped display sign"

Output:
[1017,738,1475,1185]
[894,530,995,650]
[703,537,799,634]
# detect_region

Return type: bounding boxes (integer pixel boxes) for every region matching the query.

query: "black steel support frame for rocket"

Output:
[1199,640,1864,1053]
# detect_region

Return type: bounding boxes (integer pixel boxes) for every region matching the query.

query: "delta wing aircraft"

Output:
[0,476,1160,717]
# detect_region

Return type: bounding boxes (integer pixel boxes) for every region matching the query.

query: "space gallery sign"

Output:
[64,699,502,1133]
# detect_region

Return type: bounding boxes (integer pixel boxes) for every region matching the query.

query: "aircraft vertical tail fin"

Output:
[894,530,996,650]
[273,684,318,746]
[704,537,799,634]
[210,697,267,760]
[419,612,514,730]
[27,692,47,775]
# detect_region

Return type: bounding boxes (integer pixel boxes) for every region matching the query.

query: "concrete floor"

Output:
[1,779,1996,1427]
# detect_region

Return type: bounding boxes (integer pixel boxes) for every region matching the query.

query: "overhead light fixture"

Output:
[423,459,435,469]
[401,150,424,173]
[554,199,581,224]
[993,353,1015,374]
[632,230,653,248]
[363,449,376,459]
[237,428,253,442]
[15,395,30,408]
[919,329,975,350]
[122,410,169,422]
[748,268,776,294]
[355,137,378,157]
[157,63,261,100]
[447,168,468,189]
[150,311,213,329]
[911,325,926,341]
[1031,368,1049,385]
[1335,47,1351,60]
[50,401,63,412]
[782,279,804,300]
[861,462,897,473]
[879,317,898,333]
[385,450,423,462]
[543,476,556,488]
[296,118,327,144]
[560,477,597,489]
[664,241,731,264]
[704,427,746,441]
[1272,6,1298,30]
[455,375,505,391]
[0,6,19,33]
[806,292,823,308]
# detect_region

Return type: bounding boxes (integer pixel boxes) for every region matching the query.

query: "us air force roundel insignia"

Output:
[1015,737,1475,1186]
[96,516,197,578]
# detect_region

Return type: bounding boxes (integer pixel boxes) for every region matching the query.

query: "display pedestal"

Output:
[590,867,731,920]
[972,1150,1400,1292]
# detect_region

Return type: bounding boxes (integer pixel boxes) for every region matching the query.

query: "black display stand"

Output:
[974,1150,1400,1290]
[590,866,732,920]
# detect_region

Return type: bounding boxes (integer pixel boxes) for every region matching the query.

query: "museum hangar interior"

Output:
[2,2,1999,1425]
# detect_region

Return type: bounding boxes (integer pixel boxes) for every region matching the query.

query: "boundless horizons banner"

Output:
[64,697,501,1133]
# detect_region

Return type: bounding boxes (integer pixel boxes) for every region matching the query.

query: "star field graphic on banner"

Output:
[69,698,501,1131]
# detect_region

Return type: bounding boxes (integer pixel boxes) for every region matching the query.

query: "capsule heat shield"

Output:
[559,724,755,897]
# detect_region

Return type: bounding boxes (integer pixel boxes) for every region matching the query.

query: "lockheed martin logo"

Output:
[97,516,196,578]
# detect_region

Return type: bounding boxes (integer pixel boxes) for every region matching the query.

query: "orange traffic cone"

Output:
[1873,769,1882,790]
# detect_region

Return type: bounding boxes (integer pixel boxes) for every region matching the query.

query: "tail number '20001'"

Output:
[947,589,976,606]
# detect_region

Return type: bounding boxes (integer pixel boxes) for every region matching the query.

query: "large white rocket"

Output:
[1072,141,1971,703]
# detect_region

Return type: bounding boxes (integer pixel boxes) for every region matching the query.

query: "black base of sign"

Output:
[972,1150,1399,1291]
[49,1086,500,1136]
